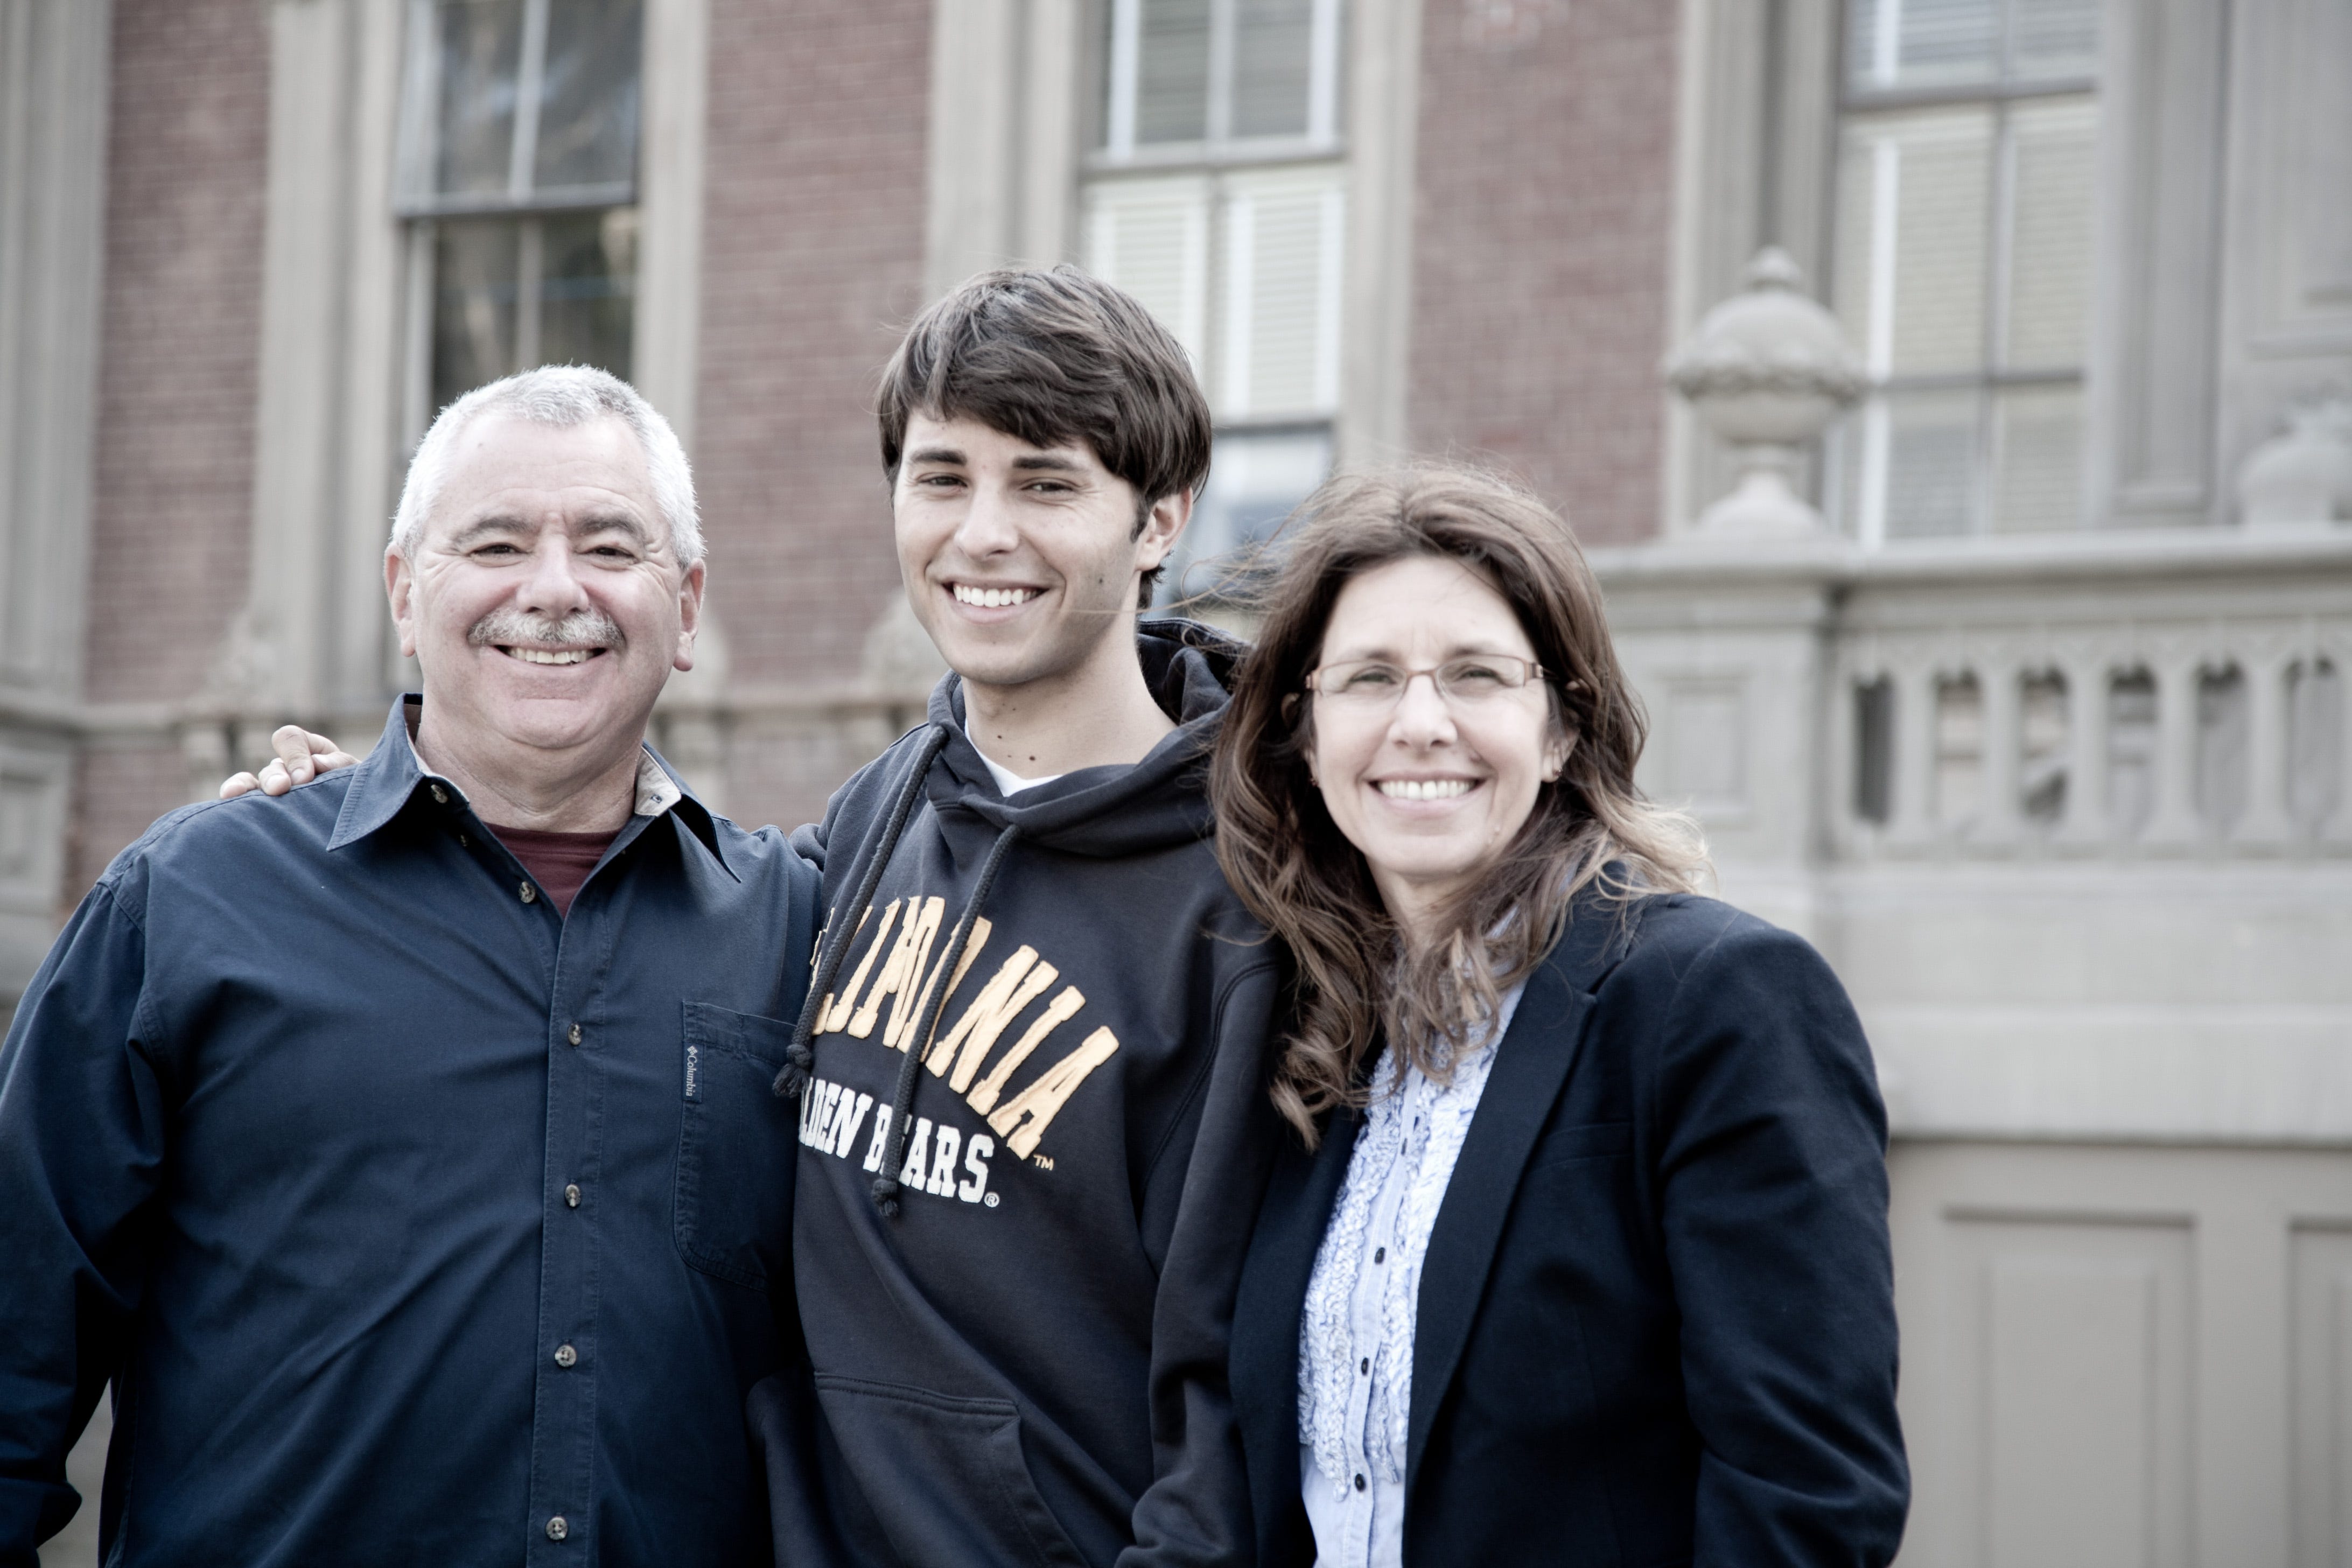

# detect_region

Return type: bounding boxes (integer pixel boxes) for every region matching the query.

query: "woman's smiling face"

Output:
[1307,554,1570,941]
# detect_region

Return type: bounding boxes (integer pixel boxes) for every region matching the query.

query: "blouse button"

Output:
[519,882,537,904]
[1359,1357,1369,1375]
[1354,1474,1367,1492]
[1373,1247,1386,1264]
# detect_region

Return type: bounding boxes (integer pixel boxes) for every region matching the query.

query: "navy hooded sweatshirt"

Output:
[750,621,1281,1568]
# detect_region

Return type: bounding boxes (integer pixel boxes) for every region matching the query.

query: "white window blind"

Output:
[1084,176,1213,368]
[1083,0,1349,599]
[1082,166,1343,423]
[1220,169,1345,416]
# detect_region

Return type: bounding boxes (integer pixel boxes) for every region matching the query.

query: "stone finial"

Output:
[2237,388,2352,529]
[1665,247,1865,541]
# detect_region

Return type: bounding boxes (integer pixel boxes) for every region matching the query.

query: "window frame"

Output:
[1077,0,1354,605]
[392,0,646,439]
[392,0,641,219]
[1829,0,2104,543]
[1089,0,1347,171]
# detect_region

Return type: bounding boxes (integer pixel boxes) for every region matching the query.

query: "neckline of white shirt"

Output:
[978,751,1065,797]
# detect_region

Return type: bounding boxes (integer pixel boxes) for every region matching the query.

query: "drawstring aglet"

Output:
[771,1040,815,1100]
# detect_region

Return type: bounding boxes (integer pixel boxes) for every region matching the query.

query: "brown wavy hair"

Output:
[1209,467,1710,1143]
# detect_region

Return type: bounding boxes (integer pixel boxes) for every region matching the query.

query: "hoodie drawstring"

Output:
[871,820,1020,1218]
[774,725,953,1102]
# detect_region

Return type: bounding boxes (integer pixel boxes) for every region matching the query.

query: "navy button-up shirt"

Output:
[0,699,816,1568]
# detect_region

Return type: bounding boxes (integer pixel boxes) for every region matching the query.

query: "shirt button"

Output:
[565,1184,581,1208]
[1360,1357,1369,1375]
[568,1023,582,1046]
[458,832,470,848]
[519,882,537,904]
[1374,1247,1386,1264]
[545,1515,569,1542]
[1354,1473,1367,1492]
[554,1343,577,1368]
[430,784,448,804]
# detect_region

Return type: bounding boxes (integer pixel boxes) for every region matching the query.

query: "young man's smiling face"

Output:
[893,411,1188,700]
[388,411,703,767]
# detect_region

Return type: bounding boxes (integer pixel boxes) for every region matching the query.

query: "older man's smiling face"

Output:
[388,411,703,769]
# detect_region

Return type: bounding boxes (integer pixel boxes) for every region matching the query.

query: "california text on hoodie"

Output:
[748,621,1282,1568]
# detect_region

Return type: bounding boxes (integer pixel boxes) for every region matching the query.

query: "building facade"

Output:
[4,1,2351,1563]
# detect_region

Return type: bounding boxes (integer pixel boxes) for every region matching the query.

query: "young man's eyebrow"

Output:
[1009,453,1088,473]
[903,445,968,466]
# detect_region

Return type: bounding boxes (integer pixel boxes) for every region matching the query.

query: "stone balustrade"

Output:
[1593,527,2352,875]
[1825,535,2352,862]
[1592,526,2352,1146]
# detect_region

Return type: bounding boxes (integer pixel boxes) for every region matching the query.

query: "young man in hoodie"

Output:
[754,267,1278,1568]
[232,267,1277,1566]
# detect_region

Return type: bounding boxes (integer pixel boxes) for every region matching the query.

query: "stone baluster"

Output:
[2232,645,2297,848]
[2056,654,2110,846]
[1887,661,1938,848]
[2327,642,2352,846]
[2141,652,2206,846]
[1826,661,1864,848]
[1976,660,2023,848]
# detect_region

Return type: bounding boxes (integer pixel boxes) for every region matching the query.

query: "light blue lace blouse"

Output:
[1296,981,1527,1567]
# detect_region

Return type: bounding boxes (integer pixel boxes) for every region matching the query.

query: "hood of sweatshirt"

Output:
[919,617,1245,858]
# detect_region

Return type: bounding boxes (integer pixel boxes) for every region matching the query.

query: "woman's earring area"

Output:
[1544,730,1576,783]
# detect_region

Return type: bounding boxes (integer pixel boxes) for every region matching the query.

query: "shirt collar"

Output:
[328,695,733,874]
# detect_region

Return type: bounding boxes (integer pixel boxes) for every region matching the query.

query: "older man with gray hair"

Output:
[0,367,815,1567]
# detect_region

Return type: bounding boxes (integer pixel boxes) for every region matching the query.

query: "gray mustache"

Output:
[467,607,626,650]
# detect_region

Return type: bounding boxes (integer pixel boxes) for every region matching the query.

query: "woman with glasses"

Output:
[1209,467,1907,1566]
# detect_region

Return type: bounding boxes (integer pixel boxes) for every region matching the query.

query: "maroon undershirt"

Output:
[489,825,622,918]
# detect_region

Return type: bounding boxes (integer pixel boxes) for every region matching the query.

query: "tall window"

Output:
[396,0,642,424]
[1828,0,2101,542]
[1082,0,1347,597]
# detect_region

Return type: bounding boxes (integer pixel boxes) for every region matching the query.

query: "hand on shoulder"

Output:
[217,726,359,800]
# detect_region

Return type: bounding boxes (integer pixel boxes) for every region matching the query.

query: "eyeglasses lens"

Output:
[1313,657,1537,708]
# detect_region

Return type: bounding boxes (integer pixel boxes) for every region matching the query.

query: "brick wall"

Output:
[695,0,935,832]
[1404,0,1679,545]
[71,0,271,889]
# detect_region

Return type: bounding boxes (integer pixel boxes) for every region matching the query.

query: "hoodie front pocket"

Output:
[674,1002,799,1290]
[813,1375,1088,1568]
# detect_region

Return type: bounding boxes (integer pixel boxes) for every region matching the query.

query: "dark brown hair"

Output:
[1210,467,1710,1143]
[878,267,1213,604]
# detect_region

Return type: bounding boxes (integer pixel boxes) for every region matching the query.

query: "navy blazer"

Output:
[1230,892,1908,1566]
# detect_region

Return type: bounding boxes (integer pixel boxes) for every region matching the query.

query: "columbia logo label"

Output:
[684,1042,701,1101]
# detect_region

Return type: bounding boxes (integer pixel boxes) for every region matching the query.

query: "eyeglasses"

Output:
[1305,655,1550,711]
